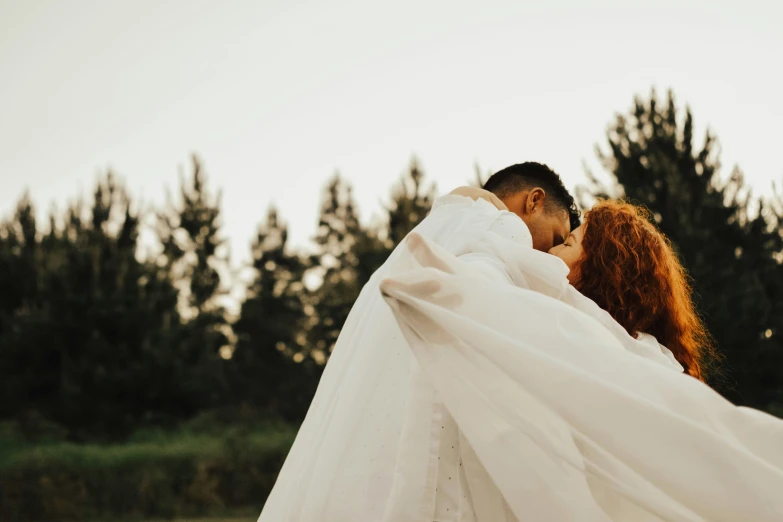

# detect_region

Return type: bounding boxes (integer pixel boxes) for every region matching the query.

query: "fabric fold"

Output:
[380,232,783,522]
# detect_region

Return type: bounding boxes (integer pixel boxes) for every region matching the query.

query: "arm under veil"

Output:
[381,233,783,522]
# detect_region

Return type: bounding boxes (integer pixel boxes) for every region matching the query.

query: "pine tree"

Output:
[158,155,231,409]
[0,174,187,439]
[0,194,38,331]
[305,163,435,369]
[230,206,313,421]
[385,158,436,246]
[158,156,228,318]
[306,174,386,360]
[587,90,783,411]
[0,194,41,419]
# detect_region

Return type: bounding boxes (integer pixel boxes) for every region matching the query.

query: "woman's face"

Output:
[548,223,585,283]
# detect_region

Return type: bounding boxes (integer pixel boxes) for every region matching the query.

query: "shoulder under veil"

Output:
[380,232,783,521]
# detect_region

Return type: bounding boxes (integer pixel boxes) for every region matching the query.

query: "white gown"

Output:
[259,194,783,521]
[381,232,783,521]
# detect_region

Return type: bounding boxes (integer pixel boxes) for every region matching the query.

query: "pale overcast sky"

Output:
[1,0,782,259]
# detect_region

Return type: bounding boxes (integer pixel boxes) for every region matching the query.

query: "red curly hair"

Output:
[573,200,715,381]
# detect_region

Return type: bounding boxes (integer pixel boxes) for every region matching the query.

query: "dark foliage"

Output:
[583,90,783,410]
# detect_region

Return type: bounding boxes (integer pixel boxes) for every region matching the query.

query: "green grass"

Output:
[0,429,294,472]
[76,505,260,522]
[82,503,261,521]
[0,419,296,521]
[95,516,255,522]
[0,418,296,472]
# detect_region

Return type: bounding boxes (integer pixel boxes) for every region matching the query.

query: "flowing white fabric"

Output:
[380,232,783,521]
[259,193,783,521]
[260,195,536,522]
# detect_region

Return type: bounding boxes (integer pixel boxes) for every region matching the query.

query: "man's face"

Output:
[501,189,571,252]
[524,208,570,252]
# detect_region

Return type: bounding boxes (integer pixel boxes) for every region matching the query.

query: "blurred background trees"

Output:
[581,90,783,413]
[156,156,232,418]
[0,175,186,440]
[0,90,781,442]
[2,90,783,519]
[229,206,312,422]
[0,156,437,442]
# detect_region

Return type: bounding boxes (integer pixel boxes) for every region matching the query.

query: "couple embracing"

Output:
[261,162,783,522]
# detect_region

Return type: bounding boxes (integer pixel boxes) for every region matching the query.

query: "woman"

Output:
[548,200,718,381]
[379,201,783,521]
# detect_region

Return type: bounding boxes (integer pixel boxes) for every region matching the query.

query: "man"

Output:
[258,162,579,522]
[466,162,580,251]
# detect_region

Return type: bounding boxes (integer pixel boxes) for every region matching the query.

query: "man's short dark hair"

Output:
[483,162,580,231]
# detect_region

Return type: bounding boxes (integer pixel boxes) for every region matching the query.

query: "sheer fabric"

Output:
[258,194,780,521]
[380,232,783,521]
[259,195,533,521]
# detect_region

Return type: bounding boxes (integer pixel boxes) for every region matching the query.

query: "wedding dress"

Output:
[380,231,783,521]
[259,192,783,521]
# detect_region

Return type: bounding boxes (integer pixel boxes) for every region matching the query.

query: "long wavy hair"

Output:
[573,200,717,381]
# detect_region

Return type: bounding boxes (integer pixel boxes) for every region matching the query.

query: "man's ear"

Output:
[525,188,546,214]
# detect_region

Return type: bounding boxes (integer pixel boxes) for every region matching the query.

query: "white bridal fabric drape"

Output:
[259,194,783,522]
[381,233,783,521]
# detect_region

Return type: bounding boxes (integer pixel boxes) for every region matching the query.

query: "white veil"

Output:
[380,232,783,521]
[259,194,783,521]
[260,196,539,521]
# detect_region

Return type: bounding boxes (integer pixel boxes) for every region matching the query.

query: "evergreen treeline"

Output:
[0,155,434,441]
[583,91,783,410]
[0,92,781,443]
